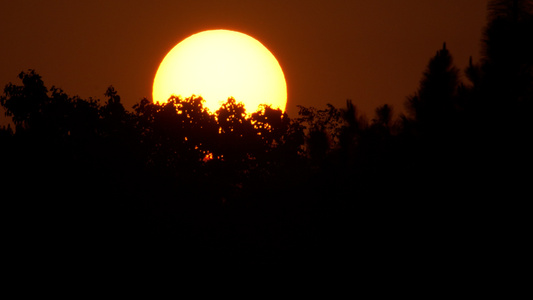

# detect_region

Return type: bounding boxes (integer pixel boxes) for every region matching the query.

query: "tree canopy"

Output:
[1,0,531,272]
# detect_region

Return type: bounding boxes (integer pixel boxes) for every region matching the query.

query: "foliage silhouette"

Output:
[2,2,532,270]
[405,42,460,138]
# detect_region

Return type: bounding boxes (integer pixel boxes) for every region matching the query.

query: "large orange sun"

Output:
[152,29,287,114]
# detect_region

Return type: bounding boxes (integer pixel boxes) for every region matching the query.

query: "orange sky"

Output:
[0,0,488,119]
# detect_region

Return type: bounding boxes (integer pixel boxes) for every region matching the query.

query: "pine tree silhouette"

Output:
[406,43,460,137]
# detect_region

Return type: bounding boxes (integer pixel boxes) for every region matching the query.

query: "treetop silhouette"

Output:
[1,1,531,270]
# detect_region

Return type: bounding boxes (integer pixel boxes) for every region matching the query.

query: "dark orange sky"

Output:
[1,0,488,119]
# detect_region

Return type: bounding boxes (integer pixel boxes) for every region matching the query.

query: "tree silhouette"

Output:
[372,104,393,130]
[132,95,217,170]
[459,0,533,193]
[336,100,366,163]
[250,104,290,152]
[405,43,460,137]
[214,97,260,164]
[296,103,346,163]
[2,1,532,268]
[482,0,533,104]
[1,70,48,130]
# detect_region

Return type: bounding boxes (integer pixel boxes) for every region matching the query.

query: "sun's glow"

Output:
[152,30,287,114]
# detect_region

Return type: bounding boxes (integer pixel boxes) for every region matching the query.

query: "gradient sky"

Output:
[1,0,488,119]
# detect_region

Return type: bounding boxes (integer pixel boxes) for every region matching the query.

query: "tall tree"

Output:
[481,0,533,105]
[406,43,460,137]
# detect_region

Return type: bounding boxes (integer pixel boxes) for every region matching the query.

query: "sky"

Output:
[1,0,488,119]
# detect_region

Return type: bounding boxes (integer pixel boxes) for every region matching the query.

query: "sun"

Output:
[153,29,287,114]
